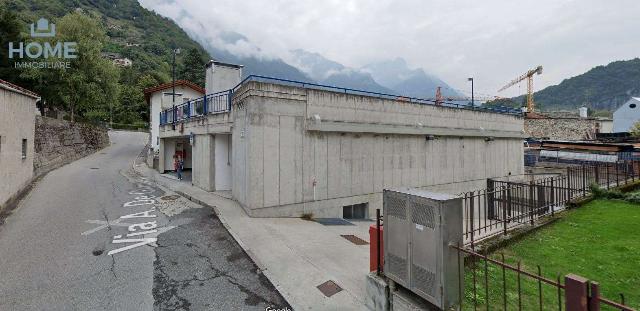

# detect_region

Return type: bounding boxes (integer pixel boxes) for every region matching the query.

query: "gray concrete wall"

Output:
[232,82,524,218]
[205,61,242,94]
[0,87,36,210]
[192,134,215,191]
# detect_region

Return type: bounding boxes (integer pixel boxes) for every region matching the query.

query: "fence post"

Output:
[616,163,619,187]
[567,168,572,201]
[529,181,535,225]
[227,90,233,111]
[588,282,601,311]
[595,163,600,185]
[550,178,555,216]
[565,274,589,311]
[582,164,587,197]
[487,179,495,219]
[606,163,610,189]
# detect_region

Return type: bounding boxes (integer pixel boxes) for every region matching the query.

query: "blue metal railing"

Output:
[159,90,231,125]
[159,75,522,126]
[234,75,522,115]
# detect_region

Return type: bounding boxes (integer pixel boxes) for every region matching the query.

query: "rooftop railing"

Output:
[159,75,522,126]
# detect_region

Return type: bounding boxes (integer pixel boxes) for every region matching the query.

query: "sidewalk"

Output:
[135,163,373,310]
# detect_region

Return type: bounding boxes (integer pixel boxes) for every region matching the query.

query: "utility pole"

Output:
[172,48,180,130]
[468,77,474,107]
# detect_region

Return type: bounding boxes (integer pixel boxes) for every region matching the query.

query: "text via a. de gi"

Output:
[106,185,167,256]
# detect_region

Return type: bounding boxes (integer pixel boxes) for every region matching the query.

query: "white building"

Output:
[144,80,205,154]
[613,97,640,132]
[113,58,132,67]
[0,79,39,210]
[156,62,525,219]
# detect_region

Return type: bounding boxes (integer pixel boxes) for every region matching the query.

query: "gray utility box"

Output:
[383,188,463,310]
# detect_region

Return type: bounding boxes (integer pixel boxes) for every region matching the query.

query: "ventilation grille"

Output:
[412,264,436,297]
[387,253,408,282]
[411,201,435,229]
[386,194,406,219]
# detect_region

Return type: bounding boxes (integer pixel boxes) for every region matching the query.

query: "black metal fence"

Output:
[463,161,640,245]
[453,244,636,310]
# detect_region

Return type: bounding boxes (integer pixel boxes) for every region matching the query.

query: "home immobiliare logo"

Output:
[8,18,78,69]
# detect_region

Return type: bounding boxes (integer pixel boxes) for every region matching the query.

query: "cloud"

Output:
[139,0,640,97]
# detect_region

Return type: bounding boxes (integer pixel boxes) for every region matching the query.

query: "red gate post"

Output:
[589,282,601,311]
[565,274,589,311]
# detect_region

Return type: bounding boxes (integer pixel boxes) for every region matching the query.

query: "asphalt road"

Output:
[0,131,289,311]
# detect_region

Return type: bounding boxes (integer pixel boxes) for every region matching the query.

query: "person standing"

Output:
[177,155,184,180]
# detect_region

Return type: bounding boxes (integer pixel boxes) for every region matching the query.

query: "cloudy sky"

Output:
[139,0,640,97]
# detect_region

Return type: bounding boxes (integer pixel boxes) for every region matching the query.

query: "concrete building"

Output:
[158,63,525,218]
[0,79,39,210]
[145,80,205,154]
[205,60,243,94]
[613,97,640,132]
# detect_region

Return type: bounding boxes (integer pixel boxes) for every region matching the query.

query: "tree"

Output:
[20,12,121,122]
[630,121,640,137]
[179,47,205,87]
[0,7,25,85]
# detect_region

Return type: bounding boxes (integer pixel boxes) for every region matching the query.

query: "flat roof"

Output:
[206,60,244,69]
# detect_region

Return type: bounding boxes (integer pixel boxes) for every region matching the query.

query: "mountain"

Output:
[287,49,394,93]
[362,58,461,99]
[506,58,640,111]
[186,32,313,82]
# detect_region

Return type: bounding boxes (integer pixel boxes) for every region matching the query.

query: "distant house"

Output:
[144,80,205,155]
[613,97,640,132]
[113,58,132,67]
[0,79,39,210]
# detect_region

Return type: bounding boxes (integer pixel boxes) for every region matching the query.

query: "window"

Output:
[343,203,368,219]
[22,139,27,159]
[630,103,637,109]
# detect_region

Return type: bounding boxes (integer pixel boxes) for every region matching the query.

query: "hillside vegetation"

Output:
[488,58,640,111]
[1,0,211,124]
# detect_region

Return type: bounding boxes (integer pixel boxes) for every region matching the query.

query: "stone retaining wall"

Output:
[34,116,110,176]
[525,118,596,140]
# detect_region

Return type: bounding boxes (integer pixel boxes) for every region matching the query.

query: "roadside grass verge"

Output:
[463,199,640,310]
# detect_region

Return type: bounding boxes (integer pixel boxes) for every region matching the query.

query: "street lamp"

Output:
[468,77,474,107]
[172,48,180,130]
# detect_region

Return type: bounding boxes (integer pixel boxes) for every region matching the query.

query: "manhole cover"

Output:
[340,234,369,245]
[317,280,342,297]
[161,195,180,201]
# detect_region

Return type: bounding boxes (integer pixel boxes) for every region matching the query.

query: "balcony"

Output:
[160,90,232,125]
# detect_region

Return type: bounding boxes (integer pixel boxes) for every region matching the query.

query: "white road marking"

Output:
[120,209,157,219]
[107,238,158,255]
[81,219,136,236]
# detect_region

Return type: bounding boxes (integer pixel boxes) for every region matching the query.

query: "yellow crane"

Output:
[498,66,543,112]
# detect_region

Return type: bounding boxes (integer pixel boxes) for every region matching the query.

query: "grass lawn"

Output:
[463,199,640,310]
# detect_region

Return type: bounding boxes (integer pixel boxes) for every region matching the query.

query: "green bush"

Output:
[625,192,640,204]
[589,183,625,199]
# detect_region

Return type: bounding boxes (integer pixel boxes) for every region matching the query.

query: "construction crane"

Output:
[498,66,543,112]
